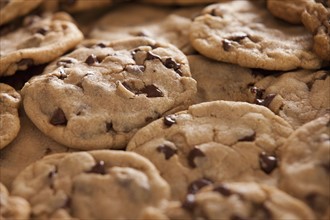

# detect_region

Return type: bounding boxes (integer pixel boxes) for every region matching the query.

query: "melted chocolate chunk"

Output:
[96,43,106,48]
[106,122,113,132]
[164,58,182,75]
[35,27,48,35]
[259,152,277,174]
[187,178,213,194]
[57,59,73,67]
[238,132,256,142]
[139,84,163,97]
[85,54,97,65]
[256,94,276,107]
[146,51,162,61]
[157,145,177,160]
[213,184,232,197]
[87,161,106,175]
[50,108,67,126]
[163,115,176,127]
[250,86,265,99]
[17,58,34,67]
[182,194,196,212]
[222,39,232,51]
[188,148,206,168]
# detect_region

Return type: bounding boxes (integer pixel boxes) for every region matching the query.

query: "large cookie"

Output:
[0,182,31,219]
[127,100,293,201]
[11,150,170,219]
[21,37,197,150]
[279,114,330,219]
[165,182,315,220]
[0,13,83,76]
[0,83,21,149]
[0,0,43,25]
[301,2,330,61]
[188,55,264,104]
[90,3,202,54]
[190,0,323,71]
[248,69,330,129]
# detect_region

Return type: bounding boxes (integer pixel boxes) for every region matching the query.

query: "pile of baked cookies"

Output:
[0,0,329,219]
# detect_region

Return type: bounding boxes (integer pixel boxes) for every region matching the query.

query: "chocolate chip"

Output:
[238,132,256,142]
[140,84,163,98]
[58,68,67,80]
[259,152,277,174]
[35,27,48,35]
[210,8,217,16]
[188,148,206,168]
[50,108,67,126]
[163,58,182,75]
[163,115,176,127]
[256,94,276,107]
[222,39,232,51]
[17,58,34,67]
[106,122,113,132]
[85,54,97,65]
[250,86,265,99]
[213,184,232,197]
[57,59,73,67]
[146,51,162,61]
[48,168,58,179]
[96,43,106,48]
[125,65,145,74]
[182,194,196,212]
[157,144,177,160]
[187,178,213,194]
[229,33,248,42]
[87,161,106,175]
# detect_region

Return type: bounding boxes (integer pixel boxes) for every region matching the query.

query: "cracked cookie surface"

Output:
[21,37,197,150]
[11,150,170,219]
[127,100,293,201]
[190,0,322,71]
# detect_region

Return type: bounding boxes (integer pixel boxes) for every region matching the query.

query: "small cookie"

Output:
[11,150,170,219]
[165,182,315,220]
[190,0,323,71]
[0,83,21,149]
[188,55,264,104]
[248,69,330,129]
[21,37,197,150]
[0,182,31,219]
[140,0,217,6]
[0,0,43,25]
[90,3,202,54]
[127,100,293,201]
[0,13,83,76]
[267,0,312,24]
[301,2,330,61]
[279,114,330,219]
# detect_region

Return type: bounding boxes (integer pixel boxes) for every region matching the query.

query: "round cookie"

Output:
[0,182,31,219]
[165,182,315,220]
[301,2,330,61]
[127,100,293,201]
[90,3,203,54]
[279,114,330,219]
[190,0,323,71]
[0,0,43,26]
[0,13,83,76]
[188,55,264,104]
[11,150,170,219]
[21,37,197,150]
[0,83,21,149]
[247,69,330,129]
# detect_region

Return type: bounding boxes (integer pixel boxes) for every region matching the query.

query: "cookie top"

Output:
[190,0,323,71]
[279,114,330,219]
[0,83,21,149]
[21,37,197,150]
[0,182,31,219]
[127,100,293,201]
[165,182,315,220]
[0,0,43,25]
[0,13,83,76]
[188,55,264,104]
[11,150,170,219]
[90,3,202,54]
[301,2,330,61]
[248,69,330,129]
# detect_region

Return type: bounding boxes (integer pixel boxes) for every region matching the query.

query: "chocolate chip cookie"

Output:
[165,182,315,220]
[248,69,330,129]
[127,100,293,201]
[188,55,264,104]
[0,0,43,25]
[21,37,197,150]
[11,150,170,219]
[0,13,83,76]
[190,0,323,71]
[301,2,330,61]
[279,114,330,219]
[0,182,31,219]
[0,83,21,149]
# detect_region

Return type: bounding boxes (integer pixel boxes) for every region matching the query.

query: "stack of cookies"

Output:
[0,0,329,219]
